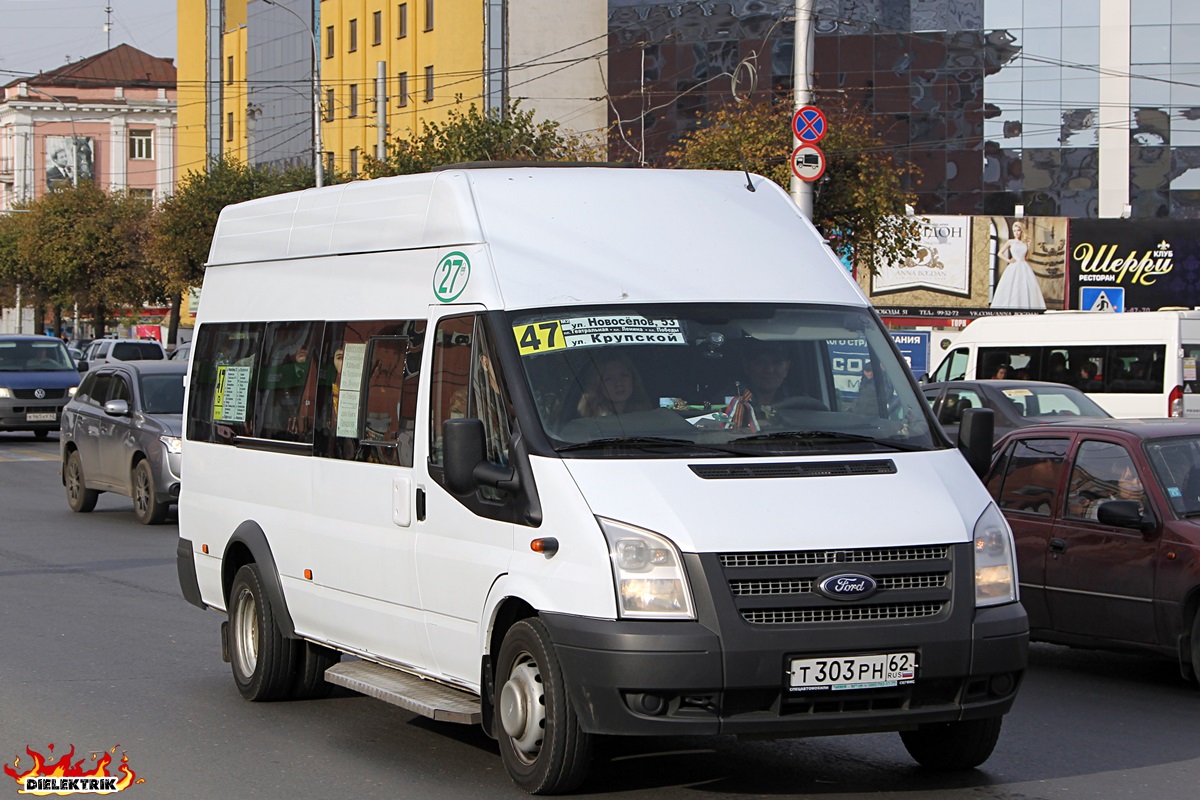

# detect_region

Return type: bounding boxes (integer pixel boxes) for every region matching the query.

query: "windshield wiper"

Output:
[556,436,739,455]
[733,430,926,452]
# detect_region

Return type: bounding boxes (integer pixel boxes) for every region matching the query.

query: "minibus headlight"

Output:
[598,518,695,620]
[0,388,11,399]
[160,435,183,455]
[974,503,1017,607]
[68,386,78,397]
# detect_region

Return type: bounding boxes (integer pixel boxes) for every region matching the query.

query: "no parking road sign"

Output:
[792,106,827,144]
[791,144,827,182]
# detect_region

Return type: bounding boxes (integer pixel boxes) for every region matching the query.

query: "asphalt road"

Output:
[2,432,1199,799]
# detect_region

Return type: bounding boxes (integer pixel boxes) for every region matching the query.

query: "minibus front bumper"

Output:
[539,549,1028,737]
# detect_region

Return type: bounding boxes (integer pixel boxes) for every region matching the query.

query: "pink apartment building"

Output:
[0,44,176,209]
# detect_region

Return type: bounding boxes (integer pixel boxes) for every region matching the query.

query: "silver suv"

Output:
[82,338,167,366]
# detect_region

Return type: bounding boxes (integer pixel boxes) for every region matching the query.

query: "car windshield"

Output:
[997,384,1110,418]
[0,340,77,372]
[1145,436,1200,518]
[113,342,164,361]
[510,303,939,456]
[139,373,185,414]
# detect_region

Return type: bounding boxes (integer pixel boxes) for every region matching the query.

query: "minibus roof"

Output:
[206,166,866,310]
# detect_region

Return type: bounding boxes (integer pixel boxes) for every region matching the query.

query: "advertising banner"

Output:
[865,216,1068,319]
[44,135,96,189]
[1067,220,1200,312]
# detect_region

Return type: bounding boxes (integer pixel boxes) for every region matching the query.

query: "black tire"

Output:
[64,450,98,513]
[34,429,50,440]
[290,641,339,700]
[900,716,1003,771]
[1190,610,1200,689]
[494,618,592,794]
[228,563,297,701]
[131,459,169,525]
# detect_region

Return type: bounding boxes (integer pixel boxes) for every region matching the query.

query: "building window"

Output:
[129,130,153,160]
[424,0,433,31]
[323,151,334,177]
[424,65,434,102]
[226,55,234,84]
[129,188,155,204]
[398,3,408,37]
[373,11,382,45]
[349,84,358,117]
[349,147,359,178]
[226,112,234,142]
[325,88,335,122]
[397,72,408,107]
[325,25,335,58]
[348,18,358,51]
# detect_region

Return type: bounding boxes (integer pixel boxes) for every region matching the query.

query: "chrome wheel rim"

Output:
[500,653,545,763]
[233,587,259,677]
[66,458,81,503]
[133,467,150,517]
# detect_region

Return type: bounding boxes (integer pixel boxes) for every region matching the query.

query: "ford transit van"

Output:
[176,167,1027,793]
[925,310,1200,418]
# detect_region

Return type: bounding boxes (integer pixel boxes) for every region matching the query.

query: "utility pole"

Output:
[376,61,387,161]
[104,5,113,50]
[790,0,814,218]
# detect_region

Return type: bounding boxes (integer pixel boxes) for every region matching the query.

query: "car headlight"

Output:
[160,435,183,455]
[599,518,695,619]
[0,388,11,399]
[974,503,1017,607]
[68,386,78,397]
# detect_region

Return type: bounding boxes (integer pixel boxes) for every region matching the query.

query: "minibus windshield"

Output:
[509,304,939,456]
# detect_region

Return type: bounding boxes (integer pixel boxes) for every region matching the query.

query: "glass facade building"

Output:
[606,0,1200,219]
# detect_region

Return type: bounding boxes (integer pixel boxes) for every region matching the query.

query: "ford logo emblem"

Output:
[817,573,878,600]
[34,388,45,399]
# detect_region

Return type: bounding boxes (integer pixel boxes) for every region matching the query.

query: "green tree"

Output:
[16,183,153,338]
[666,97,922,271]
[150,155,318,345]
[365,100,602,177]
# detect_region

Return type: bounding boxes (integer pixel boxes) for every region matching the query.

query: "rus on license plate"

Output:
[789,652,917,691]
[26,412,57,422]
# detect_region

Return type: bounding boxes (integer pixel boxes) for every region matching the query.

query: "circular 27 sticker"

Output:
[433,251,471,302]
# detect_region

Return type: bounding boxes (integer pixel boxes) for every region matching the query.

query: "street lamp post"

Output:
[261,0,324,188]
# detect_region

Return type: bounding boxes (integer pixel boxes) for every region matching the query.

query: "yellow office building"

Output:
[176,1,605,180]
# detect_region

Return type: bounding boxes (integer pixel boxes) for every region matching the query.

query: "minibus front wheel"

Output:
[495,619,592,794]
[228,563,297,701]
[899,715,1003,771]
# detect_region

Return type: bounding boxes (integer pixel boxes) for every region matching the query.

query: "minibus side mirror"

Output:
[957,407,994,478]
[443,418,520,496]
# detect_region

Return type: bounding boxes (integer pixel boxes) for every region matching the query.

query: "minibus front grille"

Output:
[731,573,946,596]
[720,545,949,568]
[690,459,896,480]
[13,388,66,400]
[716,545,955,626]
[742,602,945,625]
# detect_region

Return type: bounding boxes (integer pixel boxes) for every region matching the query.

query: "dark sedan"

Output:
[985,419,1200,687]
[60,361,185,525]
[922,380,1110,443]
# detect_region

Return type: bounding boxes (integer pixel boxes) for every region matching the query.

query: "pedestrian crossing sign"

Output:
[1079,287,1124,313]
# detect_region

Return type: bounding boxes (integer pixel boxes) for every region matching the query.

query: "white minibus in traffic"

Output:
[925,310,1200,418]
[176,166,1026,793]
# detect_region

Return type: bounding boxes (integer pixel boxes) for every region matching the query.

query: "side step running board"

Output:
[324,661,481,725]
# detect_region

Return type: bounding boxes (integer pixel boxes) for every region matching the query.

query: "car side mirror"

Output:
[77,360,89,373]
[1096,499,1157,533]
[956,407,995,478]
[103,399,129,417]
[443,417,519,496]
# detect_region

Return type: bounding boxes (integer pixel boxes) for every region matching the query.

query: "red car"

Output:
[985,419,1200,686]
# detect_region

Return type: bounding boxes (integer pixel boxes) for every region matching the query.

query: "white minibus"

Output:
[925,310,1200,418]
[177,166,1026,793]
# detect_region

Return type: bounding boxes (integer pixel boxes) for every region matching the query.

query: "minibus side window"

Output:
[313,319,425,466]
[429,314,515,506]
[187,322,265,444]
[1107,345,1164,393]
[931,348,967,382]
[253,321,323,444]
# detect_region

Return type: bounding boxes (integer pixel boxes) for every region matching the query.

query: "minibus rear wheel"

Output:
[899,715,1002,771]
[291,641,339,699]
[229,563,297,701]
[495,619,591,794]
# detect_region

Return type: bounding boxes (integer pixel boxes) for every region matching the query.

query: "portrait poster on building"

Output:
[44,135,95,189]
[863,216,1068,320]
[1067,219,1200,312]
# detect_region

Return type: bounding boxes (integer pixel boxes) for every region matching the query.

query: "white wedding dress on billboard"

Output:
[992,221,1046,309]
